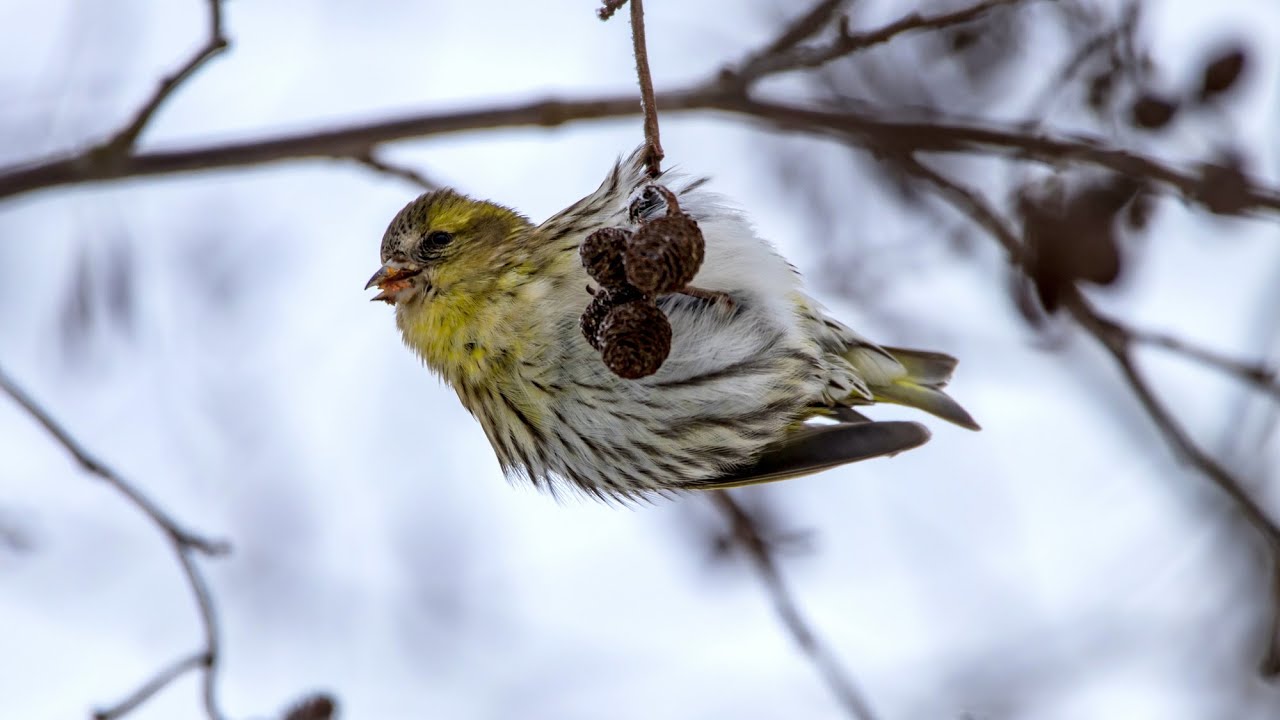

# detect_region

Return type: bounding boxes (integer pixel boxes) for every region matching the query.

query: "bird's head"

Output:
[366,189,533,306]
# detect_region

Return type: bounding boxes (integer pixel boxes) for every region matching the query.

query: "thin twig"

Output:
[351,151,439,190]
[104,0,228,155]
[757,0,849,60]
[1125,324,1280,402]
[1021,2,1140,123]
[0,365,229,718]
[898,157,1280,678]
[895,154,1023,260]
[1066,298,1280,548]
[1065,297,1280,676]
[627,0,663,178]
[93,652,208,720]
[735,0,1030,83]
[711,492,880,720]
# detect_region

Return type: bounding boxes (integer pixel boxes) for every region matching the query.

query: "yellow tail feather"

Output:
[862,347,981,430]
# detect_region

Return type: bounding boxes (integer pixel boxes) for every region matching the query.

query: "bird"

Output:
[366,148,979,501]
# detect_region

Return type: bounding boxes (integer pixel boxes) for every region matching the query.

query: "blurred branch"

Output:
[1126,324,1280,402]
[896,157,1280,678]
[731,0,1031,85]
[4,2,1280,220]
[731,0,849,85]
[0,365,230,719]
[2,87,1269,213]
[94,652,209,720]
[1022,2,1140,122]
[351,151,439,191]
[1066,296,1280,677]
[705,95,1280,216]
[6,88,1280,216]
[103,0,228,155]
[711,492,880,720]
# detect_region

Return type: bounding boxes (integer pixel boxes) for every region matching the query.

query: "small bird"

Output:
[367,149,978,500]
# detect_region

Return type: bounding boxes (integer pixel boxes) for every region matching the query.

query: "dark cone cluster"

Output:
[576,183,706,380]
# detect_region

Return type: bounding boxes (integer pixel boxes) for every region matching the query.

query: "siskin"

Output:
[367,149,979,501]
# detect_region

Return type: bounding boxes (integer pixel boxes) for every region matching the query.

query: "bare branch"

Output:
[351,152,439,191]
[1125,324,1280,402]
[93,652,208,720]
[1022,2,1141,122]
[738,0,848,76]
[0,365,229,718]
[733,0,1030,84]
[626,0,663,178]
[1065,297,1280,677]
[104,0,229,155]
[1065,299,1280,548]
[711,492,881,720]
[896,159,1280,678]
[7,88,1280,219]
[894,154,1024,260]
[705,96,1280,217]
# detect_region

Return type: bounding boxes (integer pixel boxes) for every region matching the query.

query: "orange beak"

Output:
[365,262,423,304]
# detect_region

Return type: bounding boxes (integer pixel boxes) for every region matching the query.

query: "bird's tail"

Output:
[851,346,981,431]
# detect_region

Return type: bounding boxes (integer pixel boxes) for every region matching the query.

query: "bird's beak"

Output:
[365,262,423,304]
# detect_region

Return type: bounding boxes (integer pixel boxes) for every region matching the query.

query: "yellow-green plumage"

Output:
[370,150,978,500]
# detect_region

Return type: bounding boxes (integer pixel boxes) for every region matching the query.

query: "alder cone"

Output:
[579,284,646,350]
[580,226,632,288]
[624,214,705,295]
[598,300,672,379]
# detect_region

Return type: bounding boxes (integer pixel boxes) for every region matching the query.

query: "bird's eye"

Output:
[426,230,454,247]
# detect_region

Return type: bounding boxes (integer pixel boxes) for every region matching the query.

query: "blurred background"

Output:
[2,0,1280,718]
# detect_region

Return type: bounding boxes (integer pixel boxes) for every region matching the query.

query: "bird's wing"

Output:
[690,419,931,490]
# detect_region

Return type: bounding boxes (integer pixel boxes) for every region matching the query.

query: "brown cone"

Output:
[580,227,632,288]
[598,300,672,379]
[624,214,705,295]
[579,284,646,350]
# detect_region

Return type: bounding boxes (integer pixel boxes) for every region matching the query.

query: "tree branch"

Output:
[103,0,228,156]
[350,151,439,191]
[1125,324,1280,402]
[711,492,881,720]
[6,87,1279,218]
[0,365,229,719]
[732,0,1031,84]
[703,95,1280,216]
[896,157,1280,678]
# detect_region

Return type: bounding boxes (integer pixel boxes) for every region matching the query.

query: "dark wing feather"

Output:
[692,420,932,490]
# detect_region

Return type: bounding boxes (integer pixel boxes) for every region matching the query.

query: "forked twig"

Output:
[898,156,1280,678]
[351,151,440,191]
[1126,325,1280,402]
[0,366,229,719]
[104,0,229,155]
[711,492,881,720]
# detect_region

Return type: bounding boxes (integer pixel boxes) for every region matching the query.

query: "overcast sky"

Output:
[2,1,1280,719]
